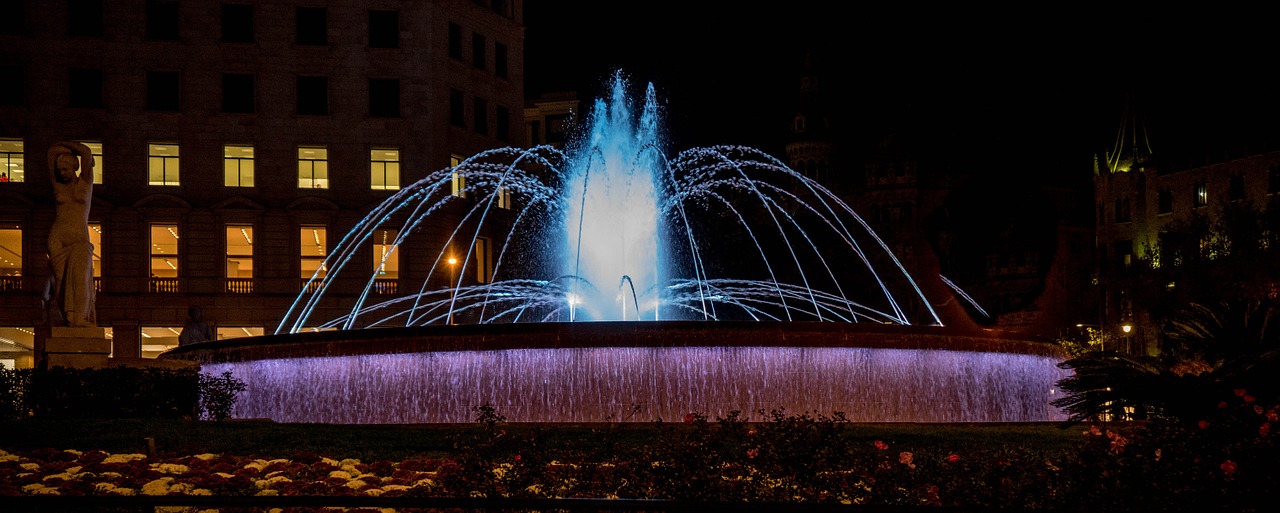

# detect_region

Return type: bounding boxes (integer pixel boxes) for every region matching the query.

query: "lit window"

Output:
[0,138,23,183]
[1194,182,1208,208]
[496,187,511,209]
[141,326,182,358]
[0,326,35,370]
[225,224,253,293]
[216,326,263,340]
[373,228,398,278]
[224,144,254,187]
[297,146,328,189]
[148,143,180,186]
[0,224,21,278]
[370,148,400,190]
[300,226,327,280]
[149,224,179,293]
[89,223,101,279]
[84,142,103,184]
[450,153,466,198]
[474,236,491,283]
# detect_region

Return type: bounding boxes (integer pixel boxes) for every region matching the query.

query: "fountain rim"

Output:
[160,321,1066,365]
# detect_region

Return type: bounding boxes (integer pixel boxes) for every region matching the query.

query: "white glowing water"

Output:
[562,80,663,320]
[204,347,1069,424]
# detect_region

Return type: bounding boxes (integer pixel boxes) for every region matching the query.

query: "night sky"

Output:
[524,4,1280,175]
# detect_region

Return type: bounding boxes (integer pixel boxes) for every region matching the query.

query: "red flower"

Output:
[1219,401,1229,409]
[1234,388,1247,397]
[947,453,960,463]
[682,413,695,423]
[898,452,915,468]
[1244,395,1256,404]
[1260,423,1271,437]
[873,440,889,451]
[1198,420,1210,430]
[746,448,759,459]
[1220,460,1237,476]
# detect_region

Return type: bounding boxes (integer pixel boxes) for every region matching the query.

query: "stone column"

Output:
[44,327,111,369]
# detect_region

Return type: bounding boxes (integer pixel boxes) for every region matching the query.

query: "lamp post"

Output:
[446,256,458,325]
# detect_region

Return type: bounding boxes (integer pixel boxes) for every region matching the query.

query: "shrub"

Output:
[0,367,31,420]
[197,371,247,421]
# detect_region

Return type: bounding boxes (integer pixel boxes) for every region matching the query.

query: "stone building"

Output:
[0,0,525,369]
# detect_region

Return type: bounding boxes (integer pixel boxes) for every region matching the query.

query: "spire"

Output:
[1105,91,1153,173]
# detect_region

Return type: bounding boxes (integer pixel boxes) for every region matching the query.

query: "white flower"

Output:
[141,477,175,495]
[190,488,213,496]
[339,458,362,467]
[154,463,190,474]
[95,482,117,493]
[194,454,219,460]
[255,489,280,496]
[328,470,353,479]
[215,472,237,479]
[364,487,384,496]
[99,471,122,478]
[20,462,39,471]
[23,483,59,495]
[111,487,137,496]
[381,484,410,492]
[319,457,340,467]
[103,453,147,464]
[0,452,19,463]
[344,479,368,490]
[63,449,83,456]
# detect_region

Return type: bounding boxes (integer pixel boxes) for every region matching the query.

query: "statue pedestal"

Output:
[45,327,111,369]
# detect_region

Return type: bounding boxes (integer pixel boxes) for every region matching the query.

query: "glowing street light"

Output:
[446,256,458,325]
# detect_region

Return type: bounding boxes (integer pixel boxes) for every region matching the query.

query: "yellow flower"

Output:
[141,477,175,495]
[103,454,147,464]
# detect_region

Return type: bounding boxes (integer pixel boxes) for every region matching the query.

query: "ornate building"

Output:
[0,0,525,369]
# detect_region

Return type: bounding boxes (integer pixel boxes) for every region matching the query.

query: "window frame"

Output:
[297,146,329,189]
[147,143,180,186]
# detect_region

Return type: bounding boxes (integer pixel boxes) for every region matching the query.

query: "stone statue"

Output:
[47,141,96,328]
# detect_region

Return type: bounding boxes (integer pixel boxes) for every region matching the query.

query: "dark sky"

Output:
[523,4,1280,173]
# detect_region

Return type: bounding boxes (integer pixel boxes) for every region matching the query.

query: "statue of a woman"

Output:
[47,141,96,327]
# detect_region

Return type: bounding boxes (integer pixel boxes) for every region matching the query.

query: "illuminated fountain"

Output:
[166,71,1069,423]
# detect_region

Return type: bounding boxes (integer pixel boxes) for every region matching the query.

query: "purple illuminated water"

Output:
[202,346,1067,424]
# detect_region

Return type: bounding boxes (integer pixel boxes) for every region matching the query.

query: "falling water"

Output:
[203,346,1068,424]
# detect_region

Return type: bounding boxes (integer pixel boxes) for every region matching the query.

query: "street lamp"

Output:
[446,256,458,325]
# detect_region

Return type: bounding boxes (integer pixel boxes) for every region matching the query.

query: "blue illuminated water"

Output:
[276,71,940,332]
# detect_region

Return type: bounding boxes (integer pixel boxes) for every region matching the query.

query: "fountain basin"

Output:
[162,322,1069,424]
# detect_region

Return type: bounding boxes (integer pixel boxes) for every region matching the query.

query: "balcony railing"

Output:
[148,278,180,293]
[225,278,253,294]
[373,278,398,294]
[0,276,23,292]
[301,279,326,293]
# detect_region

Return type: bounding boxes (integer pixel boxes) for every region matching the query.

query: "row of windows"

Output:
[47,0,510,80]
[0,223,493,292]
[0,139,509,196]
[1103,168,1280,224]
[3,65,510,138]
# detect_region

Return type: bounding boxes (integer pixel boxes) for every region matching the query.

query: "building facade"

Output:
[0,0,525,369]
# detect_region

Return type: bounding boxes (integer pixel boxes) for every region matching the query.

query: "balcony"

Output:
[148,278,180,293]
[373,279,398,295]
[225,278,253,294]
[301,279,326,294]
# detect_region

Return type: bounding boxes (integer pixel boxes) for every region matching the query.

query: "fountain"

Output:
[164,71,1069,423]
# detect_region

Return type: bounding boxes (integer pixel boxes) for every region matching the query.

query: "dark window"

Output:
[68,68,104,108]
[495,105,509,142]
[368,10,399,48]
[0,5,22,35]
[222,73,254,113]
[472,33,486,70]
[473,97,488,135]
[1194,181,1208,207]
[491,0,512,18]
[146,71,180,111]
[494,42,508,79]
[529,120,541,145]
[1115,239,1133,271]
[368,79,400,118]
[296,7,327,45]
[67,0,104,37]
[221,3,254,43]
[1229,174,1245,201]
[296,76,328,115]
[1158,188,1173,214]
[449,89,465,127]
[145,0,180,40]
[0,65,24,106]
[448,22,462,60]
[1114,198,1131,223]
[1271,166,1280,194]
